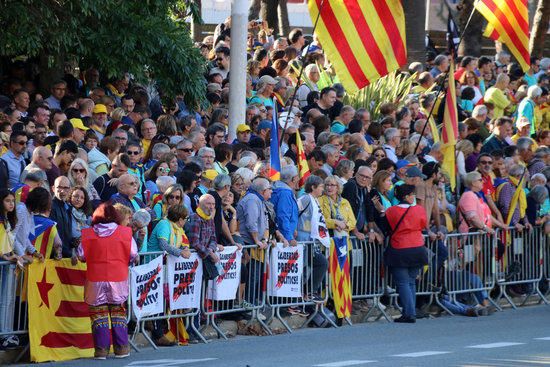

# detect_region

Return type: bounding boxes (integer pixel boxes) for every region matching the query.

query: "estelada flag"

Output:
[11,183,30,204]
[296,131,310,187]
[329,236,352,319]
[475,0,530,71]
[440,58,459,191]
[29,215,59,259]
[28,259,94,362]
[307,0,407,93]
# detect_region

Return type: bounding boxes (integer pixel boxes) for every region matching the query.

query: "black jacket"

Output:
[50,197,75,258]
[341,178,375,231]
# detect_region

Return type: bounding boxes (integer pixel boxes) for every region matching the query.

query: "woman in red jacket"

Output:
[384,184,428,323]
[79,203,138,359]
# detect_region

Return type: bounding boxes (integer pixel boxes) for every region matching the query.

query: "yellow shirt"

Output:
[484,87,510,119]
[142,139,151,155]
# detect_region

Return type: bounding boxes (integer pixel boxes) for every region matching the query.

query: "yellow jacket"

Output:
[319,195,356,250]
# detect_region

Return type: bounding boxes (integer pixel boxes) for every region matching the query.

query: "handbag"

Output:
[202,256,220,280]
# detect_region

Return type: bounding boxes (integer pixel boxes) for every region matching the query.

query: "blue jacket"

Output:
[270,181,298,241]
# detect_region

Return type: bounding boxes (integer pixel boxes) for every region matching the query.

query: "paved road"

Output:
[20,305,550,367]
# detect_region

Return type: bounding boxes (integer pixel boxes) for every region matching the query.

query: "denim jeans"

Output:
[456,270,488,304]
[439,294,473,315]
[391,266,421,318]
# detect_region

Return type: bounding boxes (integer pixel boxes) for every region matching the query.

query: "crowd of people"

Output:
[0,18,549,359]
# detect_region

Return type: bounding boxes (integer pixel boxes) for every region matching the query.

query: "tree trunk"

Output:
[249,0,261,21]
[191,0,202,42]
[457,0,484,57]
[529,0,550,58]
[260,0,279,33]
[403,0,427,64]
[277,0,289,37]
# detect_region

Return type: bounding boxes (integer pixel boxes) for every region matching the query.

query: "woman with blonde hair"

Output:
[68,158,101,203]
[456,139,474,181]
[318,175,356,319]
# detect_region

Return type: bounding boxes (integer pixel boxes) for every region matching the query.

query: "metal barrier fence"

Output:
[493,226,546,308]
[349,238,390,322]
[201,244,271,339]
[1,226,547,360]
[266,241,336,333]
[440,231,500,314]
[543,230,550,304]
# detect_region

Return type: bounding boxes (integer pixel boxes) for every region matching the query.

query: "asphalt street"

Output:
[18,304,550,367]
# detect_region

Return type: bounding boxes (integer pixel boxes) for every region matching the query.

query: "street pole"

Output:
[227,0,248,144]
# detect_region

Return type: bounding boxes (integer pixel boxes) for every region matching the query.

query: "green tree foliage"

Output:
[0,0,206,106]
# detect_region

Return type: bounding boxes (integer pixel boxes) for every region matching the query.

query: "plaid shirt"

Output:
[187,212,217,258]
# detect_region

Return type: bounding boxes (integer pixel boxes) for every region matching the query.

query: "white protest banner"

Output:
[167,253,203,310]
[130,255,164,320]
[269,243,303,298]
[206,246,241,301]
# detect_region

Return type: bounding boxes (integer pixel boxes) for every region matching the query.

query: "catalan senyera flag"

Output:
[28,259,94,362]
[29,215,59,259]
[329,237,352,319]
[269,104,281,181]
[307,0,407,93]
[475,0,530,72]
[296,131,310,187]
[441,59,459,191]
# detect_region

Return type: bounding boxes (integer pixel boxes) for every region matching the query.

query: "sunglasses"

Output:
[178,148,193,153]
[167,194,182,200]
[127,150,140,155]
[72,168,86,173]
[158,167,171,173]
[479,161,493,165]
[14,140,27,146]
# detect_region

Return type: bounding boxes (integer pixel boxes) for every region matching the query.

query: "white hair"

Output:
[527,85,542,99]
[472,105,488,118]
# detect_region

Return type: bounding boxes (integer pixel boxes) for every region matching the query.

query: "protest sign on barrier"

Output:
[269,243,303,298]
[130,255,164,320]
[206,246,242,301]
[167,253,203,310]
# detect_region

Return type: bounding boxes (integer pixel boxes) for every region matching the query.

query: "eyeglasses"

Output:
[325,183,337,187]
[167,194,182,200]
[357,173,373,180]
[114,136,127,141]
[127,150,141,155]
[178,148,193,153]
[158,167,171,173]
[72,168,86,174]
[479,160,493,165]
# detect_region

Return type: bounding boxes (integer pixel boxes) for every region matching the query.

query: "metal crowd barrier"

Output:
[440,231,500,314]
[493,226,546,309]
[129,251,206,350]
[349,238,391,322]
[543,230,550,304]
[266,241,336,333]
[201,244,271,339]
[0,260,29,362]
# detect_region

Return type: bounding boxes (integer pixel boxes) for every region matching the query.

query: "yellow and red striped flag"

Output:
[475,0,530,72]
[307,0,407,94]
[296,131,310,187]
[441,59,459,191]
[329,237,352,319]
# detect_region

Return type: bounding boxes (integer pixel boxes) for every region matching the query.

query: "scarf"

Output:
[247,188,265,202]
[169,220,189,249]
[196,206,213,221]
[507,176,527,223]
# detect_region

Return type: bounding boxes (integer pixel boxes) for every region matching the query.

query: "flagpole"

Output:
[413,3,479,156]
[279,0,326,146]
